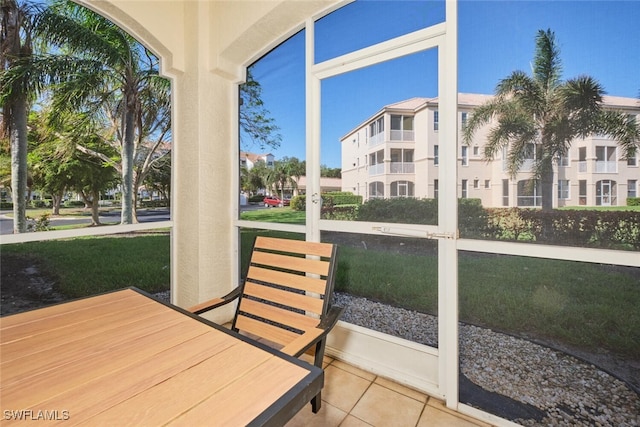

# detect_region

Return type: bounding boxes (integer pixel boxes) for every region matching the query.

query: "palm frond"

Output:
[533,28,562,92]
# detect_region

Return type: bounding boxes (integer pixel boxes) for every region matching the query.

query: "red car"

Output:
[263,196,290,207]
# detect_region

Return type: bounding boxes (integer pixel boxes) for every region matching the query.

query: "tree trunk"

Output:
[90,189,101,226]
[540,158,555,212]
[120,102,136,224]
[51,191,63,215]
[10,94,28,233]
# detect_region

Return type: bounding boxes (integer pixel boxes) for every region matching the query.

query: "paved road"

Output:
[0,208,171,235]
[0,205,267,235]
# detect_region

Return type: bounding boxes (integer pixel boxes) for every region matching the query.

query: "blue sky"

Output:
[245,0,640,168]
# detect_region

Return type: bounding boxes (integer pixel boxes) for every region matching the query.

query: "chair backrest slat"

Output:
[239,298,319,332]
[255,237,333,258]
[247,266,327,295]
[251,251,330,277]
[242,282,325,315]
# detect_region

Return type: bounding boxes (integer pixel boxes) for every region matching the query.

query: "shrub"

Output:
[485,208,640,250]
[322,191,362,206]
[30,199,51,208]
[0,201,12,210]
[140,200,169,208]
[248,194,265,204]
[627,197,640,206]
[458,198,489,238]
[63,200,86,208]
[321,204,359,220]
[290,195,305,211]
[356,198,438,224]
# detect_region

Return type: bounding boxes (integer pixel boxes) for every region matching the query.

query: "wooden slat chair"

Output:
[188,236,344,413]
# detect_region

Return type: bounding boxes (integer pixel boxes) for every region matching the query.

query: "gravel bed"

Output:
[331,292,640,427]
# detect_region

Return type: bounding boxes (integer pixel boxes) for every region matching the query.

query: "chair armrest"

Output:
[187,287,241,314]
[280,306,344,357]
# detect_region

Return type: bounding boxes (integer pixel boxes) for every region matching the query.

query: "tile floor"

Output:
[287,357,494,427]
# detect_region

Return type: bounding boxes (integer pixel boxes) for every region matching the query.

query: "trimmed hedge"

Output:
[291,192,363,214]
[484,208,640,250]
[248,195,265,204]
[355,198,487,233]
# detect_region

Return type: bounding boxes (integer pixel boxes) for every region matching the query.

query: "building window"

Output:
[473,179,479,189]
[558,179,570,199]
[628,153,638,167]
[369,116,384,145]
[434,179,438,199]
[596,146,617,173]
[578,147,587,172]
[473,146,479,156]
[390,181,414,198]
[517,179,542,207]
[484,179,490,189]
[579,180,587,205]
[461,146,468,166]
[369,150,384,175]
[390,115,414,141]
[461,179,468,198]
[559,154,569,167]
[502,179,509,206]
[434,145,439,166]
[627,180,637,198]
[461,112,468,130]
[596,180,617,206]
[433,110,439,131]
[390,149,414,173]
[369,181,384,198]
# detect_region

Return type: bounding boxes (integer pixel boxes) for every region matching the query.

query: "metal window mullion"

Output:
[438,0,459,411]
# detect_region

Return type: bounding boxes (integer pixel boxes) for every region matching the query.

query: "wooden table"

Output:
[0,288,323,426]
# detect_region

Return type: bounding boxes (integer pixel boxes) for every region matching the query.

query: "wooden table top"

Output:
[0,288,323,426]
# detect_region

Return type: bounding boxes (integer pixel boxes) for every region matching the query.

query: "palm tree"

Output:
[1,0,39,232]
[41,0,167,224]
[463,29,639,211]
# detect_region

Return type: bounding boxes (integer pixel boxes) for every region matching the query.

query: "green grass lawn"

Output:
[240,207,305,224]
[2,233,170,297]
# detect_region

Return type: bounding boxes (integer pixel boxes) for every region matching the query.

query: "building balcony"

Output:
[595,161,617,173]
[390,162,415,174]
[369,163,385,176]
[369,132,385,147]
[578,161,587,172]
[390,130,415,142]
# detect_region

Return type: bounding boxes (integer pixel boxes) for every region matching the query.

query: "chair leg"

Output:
[311,391,322,413]
[311,340,326,413]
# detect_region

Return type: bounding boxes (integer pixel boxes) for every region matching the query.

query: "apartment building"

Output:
[341,94,639,208]
[240,152,275,170]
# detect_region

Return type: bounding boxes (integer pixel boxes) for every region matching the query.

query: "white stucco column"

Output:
[169,1,237,322]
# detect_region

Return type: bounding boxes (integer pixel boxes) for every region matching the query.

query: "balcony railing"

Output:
[390,130,415,142]
[369,132,384,147]
[578,161,587,172]
[369,163,384,176]
[595,161,617,173]
[390,162,415,174]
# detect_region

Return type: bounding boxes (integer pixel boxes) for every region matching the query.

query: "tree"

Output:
[1,0,38,232]
[43,0,169,224]
[266,159,297,200]
[143,155,170,203]
[463,29,639,211]
[239,69,281,151]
